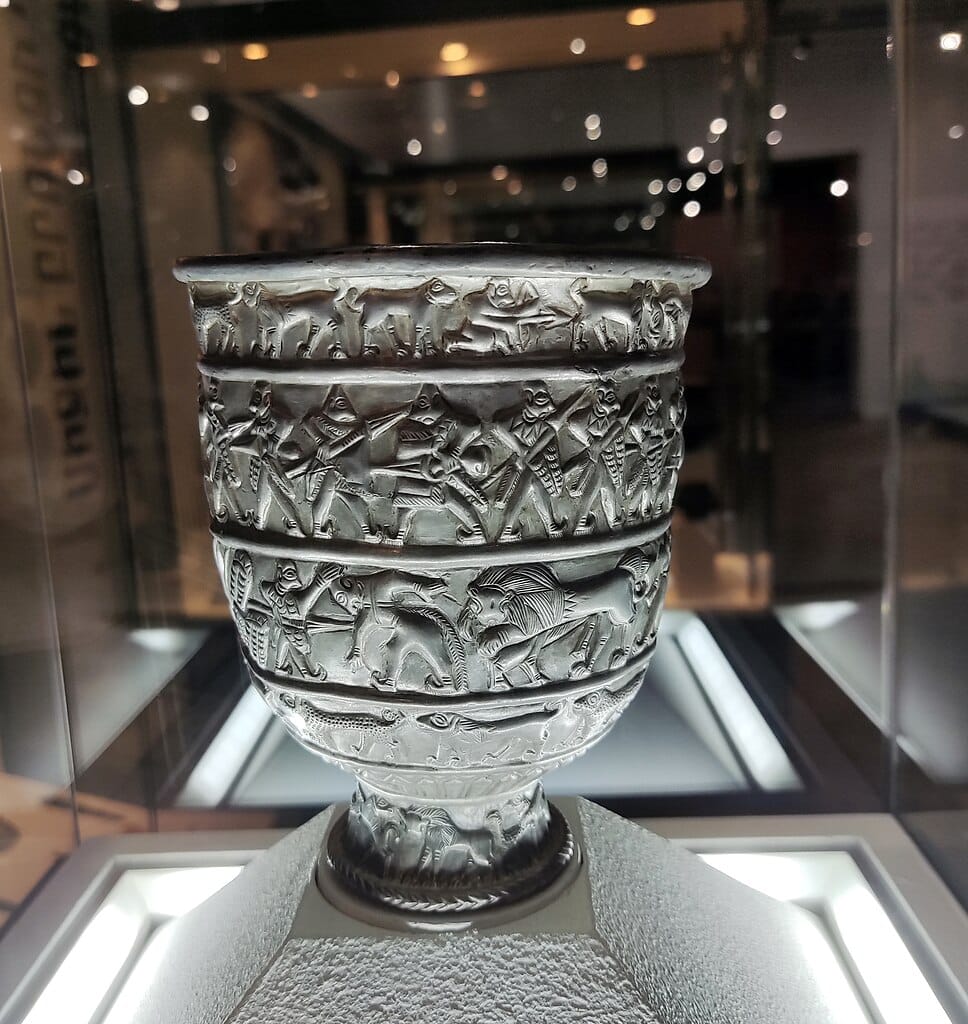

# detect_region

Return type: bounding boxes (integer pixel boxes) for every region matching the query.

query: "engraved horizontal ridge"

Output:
[212,514,671,567]
[198,351,683,385]
[247,639,654,712]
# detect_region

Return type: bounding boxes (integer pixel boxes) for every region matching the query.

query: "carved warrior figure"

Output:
[225,382,309,534]
[624,380,686,520]
[224,551,343,678]
[488,384,577,541]
[198,378,248,521]
[280,385,400,540]
[563,383,634,534]
[376,385,491,543]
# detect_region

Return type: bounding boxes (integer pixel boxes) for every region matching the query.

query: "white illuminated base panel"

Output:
[2,817,965,1024]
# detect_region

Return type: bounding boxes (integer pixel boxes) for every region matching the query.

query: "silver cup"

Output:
[175,244,709,917]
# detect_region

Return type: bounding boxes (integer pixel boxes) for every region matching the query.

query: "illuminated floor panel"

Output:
[2,821,964,1024]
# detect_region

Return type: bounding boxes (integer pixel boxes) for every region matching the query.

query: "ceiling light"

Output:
[127,85,149,105]
[561,176,577,192]
[686,146,704,164]
[708,158,724,174]
[650,201,665,216]
[683,200,701,217]
[769,103,787,119]
[667,177,682,193]
[440,42,469,62]
[648,179,663,195]
[406,138,423,157]
[626,7,656,25]
[592,157,608,178]
[939,31,962,51]
[300,82,318,98]
[857,232,873,246]
[584,113,601,131]
[154,0,179,9]
[385,70,400,88]
[710,117,728,134]
[468,80,486,98]
[614,214,632,231]
[829,178,849,197]
[66,169,85,185]
[432,118,447,135]
[626,53,646,70]
[76,52,99,68]
[570,37,586,55]
[639,214,656,230]
[507,178,523,196]
[491,164,509,181]
[766,129,782,145]
[201,48,221,65]
[686,172,706,191]
[190,104,209,122]
[949,124,965,139]
[443,180,458,196]
[241,43,268,61]
[342,65,357,79]
[586,126,601,141]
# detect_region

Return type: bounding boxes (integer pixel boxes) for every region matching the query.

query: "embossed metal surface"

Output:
[175,244,709,913]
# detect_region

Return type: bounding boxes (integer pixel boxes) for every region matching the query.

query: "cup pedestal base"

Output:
[324,785,578,918]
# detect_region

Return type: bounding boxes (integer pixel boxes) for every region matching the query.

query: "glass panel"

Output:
[7,0,963,934]
[893,5,968,908]
[0,5,80,930]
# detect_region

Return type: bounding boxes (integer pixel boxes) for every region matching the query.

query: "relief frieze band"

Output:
[215,534,670,696]
[188,274,691,364]
[200,376,684,547]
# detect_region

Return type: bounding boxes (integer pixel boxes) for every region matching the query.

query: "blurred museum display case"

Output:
[0,0,966,1018]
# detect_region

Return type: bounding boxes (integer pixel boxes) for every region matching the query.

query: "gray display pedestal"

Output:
[131,799,850,1024]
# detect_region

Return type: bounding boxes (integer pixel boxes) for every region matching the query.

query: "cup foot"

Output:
[323,800,577,917]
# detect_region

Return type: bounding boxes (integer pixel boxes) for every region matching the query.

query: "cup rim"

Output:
[173,242,710,287]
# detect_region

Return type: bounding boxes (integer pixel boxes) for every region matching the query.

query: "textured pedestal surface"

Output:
[131,800,846,1023]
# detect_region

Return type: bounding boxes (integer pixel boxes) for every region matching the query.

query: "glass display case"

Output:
[0,0,966,1019]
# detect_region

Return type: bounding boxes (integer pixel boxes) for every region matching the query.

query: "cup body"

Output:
[176,245,709,911]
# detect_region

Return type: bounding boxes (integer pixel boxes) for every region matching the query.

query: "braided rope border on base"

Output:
[324,804,576,915]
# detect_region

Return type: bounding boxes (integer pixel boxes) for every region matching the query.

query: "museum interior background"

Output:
[0,0,965,945]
